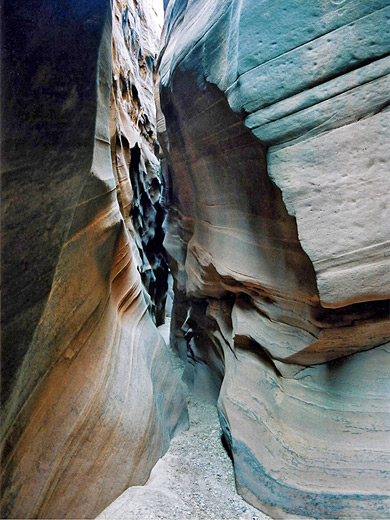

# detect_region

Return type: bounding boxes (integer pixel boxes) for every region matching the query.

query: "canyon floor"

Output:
[96,319,270,520]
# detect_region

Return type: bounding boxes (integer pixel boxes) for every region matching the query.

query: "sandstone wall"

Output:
[158,1,390,517]
[1,1,187,518]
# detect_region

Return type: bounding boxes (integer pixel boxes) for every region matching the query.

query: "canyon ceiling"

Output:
[1,0,390,519]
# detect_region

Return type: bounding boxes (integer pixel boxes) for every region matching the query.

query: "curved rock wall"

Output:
[158,1,390,518]
[1,1,187,518]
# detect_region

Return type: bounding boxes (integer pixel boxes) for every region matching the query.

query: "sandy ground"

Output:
[96,320,270,520]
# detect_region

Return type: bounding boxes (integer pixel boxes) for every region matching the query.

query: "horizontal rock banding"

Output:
[158,0,390,517]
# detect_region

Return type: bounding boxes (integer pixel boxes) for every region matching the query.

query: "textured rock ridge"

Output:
[111,0,168,325]
[1,1,187,518]
[158,0,390,518]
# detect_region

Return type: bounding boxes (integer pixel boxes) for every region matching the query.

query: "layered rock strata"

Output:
[158,0,390,518]
[1,1,187,518]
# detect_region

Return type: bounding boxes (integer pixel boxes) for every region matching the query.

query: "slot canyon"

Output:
[1,0,389,519]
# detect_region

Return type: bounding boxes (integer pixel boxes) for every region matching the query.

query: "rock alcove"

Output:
[1,0,389,519]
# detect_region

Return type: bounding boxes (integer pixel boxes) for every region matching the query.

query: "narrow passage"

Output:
[97,320,269,520]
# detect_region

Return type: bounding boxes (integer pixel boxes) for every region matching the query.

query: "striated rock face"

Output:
[1,1,187,518]
[158,1,390,518]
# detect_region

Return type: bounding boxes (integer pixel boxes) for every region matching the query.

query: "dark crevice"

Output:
[129,144,169,325]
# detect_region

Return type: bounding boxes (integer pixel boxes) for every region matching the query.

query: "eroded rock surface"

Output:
[158,1,390,518]
[1,2,187,518]
[111,0,168,324]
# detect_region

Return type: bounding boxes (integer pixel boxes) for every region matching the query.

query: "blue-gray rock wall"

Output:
[158,1,390,517]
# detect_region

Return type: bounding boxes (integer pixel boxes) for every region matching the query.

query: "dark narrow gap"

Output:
[127,143,169,326]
